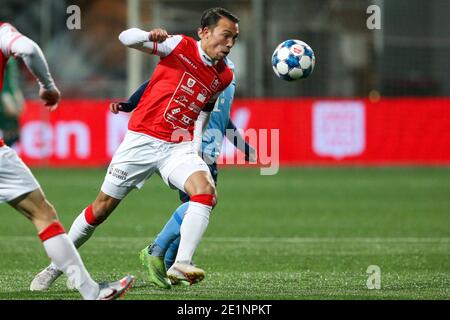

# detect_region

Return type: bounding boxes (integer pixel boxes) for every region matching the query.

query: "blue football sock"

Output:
[150,202,189,257]
[164,236,180,270]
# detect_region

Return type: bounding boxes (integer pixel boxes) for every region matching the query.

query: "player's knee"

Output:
[205,182,216,196]
[193,182,215,197]
[213,190,218,208]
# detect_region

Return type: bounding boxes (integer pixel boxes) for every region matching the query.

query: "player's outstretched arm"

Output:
[118,28,182,57]
[9,35,60,110]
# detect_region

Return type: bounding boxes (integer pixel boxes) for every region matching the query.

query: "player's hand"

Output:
[110,102,134,113]
[39,87,60,111]
[148,28,169,43]
[110,102,122,114]
[245,148,257,163]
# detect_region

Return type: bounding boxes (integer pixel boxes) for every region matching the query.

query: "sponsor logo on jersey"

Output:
[196,89,210,103]
[178,54,198,70]
[166,114,176,122]
[177,95,188,104]
[175,95,188,106]
[109,167,128,181]
[188,102,201,113]
[197,93,206,103]
[210,76,221,91]
[171,107,181,114]
[181,85,195,95]
[181,114,193,125]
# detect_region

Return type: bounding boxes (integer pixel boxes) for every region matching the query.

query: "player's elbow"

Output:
[118,30,129,46]
[118,28,140,47]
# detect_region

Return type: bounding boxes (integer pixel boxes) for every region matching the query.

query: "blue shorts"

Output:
[179,162,218,203]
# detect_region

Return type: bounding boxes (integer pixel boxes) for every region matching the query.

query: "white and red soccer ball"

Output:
[272,39,315,81]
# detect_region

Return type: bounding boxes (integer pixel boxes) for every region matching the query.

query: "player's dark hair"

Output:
[200,8,239,30]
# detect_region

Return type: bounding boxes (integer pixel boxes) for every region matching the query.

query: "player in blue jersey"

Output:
[110,59,256,288]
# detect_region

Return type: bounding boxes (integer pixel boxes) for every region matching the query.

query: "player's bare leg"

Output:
[12,189,133,299]
[9,189,58,231]
[30,191,122,291]
[167,171,216,285]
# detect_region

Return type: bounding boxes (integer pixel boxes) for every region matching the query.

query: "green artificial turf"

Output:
[0,167,448,300]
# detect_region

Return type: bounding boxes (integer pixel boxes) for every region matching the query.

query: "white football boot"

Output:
[30,265,63,291]
[96,275,135,300]
[167,262,205,285]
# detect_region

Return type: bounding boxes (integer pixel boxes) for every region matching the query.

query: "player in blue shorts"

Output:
[110,59,256,288]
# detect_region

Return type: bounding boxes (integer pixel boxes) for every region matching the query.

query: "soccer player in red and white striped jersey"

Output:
[0,22,134,299]
[31,7,240,288]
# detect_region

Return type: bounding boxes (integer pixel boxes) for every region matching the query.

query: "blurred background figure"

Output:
[0,58,25,147]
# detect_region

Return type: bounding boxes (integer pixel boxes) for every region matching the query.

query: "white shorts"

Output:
[101,130,210,199]
[0,146,40,203]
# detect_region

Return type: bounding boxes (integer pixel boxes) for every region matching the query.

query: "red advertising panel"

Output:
[15,98,450,166]
[231,98,450,165]
[17,100,129,167]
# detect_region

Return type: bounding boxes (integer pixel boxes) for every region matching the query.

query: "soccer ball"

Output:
[272,39,315,81]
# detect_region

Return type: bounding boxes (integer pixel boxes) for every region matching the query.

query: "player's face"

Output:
[200,17,239,61]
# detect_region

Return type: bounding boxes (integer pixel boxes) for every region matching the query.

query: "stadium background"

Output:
[0,0,449,300]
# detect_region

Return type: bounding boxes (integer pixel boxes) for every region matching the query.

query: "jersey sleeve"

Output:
[0,23,23,57]
[118,28,182,57]
[1,23,56,90]
[118,79,149,112]
[203,96,218,112]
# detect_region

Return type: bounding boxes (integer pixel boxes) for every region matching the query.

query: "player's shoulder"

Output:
[0,22,19,33]
[0,23,22,55]
[179,34,195,41]
[165,34,195,51]
[177,34,197,46]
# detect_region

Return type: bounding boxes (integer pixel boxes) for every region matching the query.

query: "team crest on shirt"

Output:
[187,78,196,88]
[210,76,221,91]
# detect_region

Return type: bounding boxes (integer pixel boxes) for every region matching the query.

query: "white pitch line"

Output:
[203,237,450,243]
[0,236,449,243]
